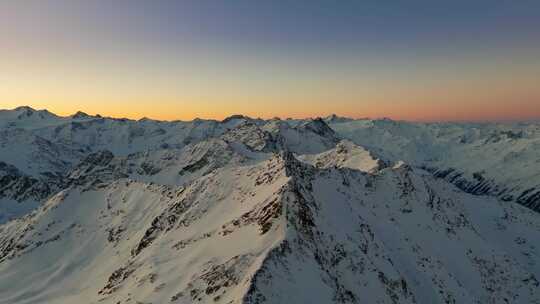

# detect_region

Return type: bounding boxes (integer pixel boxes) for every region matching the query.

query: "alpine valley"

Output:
[0,106,539,304]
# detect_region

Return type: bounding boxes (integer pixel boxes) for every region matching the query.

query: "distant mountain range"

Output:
[0,106,539,303]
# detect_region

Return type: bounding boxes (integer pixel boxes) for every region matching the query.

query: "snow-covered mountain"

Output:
[330,118,540,212]
[0,106,539,303]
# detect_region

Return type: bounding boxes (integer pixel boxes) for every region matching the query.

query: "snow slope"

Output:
[0,156,288,304]
[0,151,539,303]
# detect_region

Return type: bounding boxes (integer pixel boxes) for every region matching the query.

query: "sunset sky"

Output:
[1,1,539,121]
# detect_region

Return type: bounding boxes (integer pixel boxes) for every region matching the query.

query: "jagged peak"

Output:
[298,117,336,136]
[12,106,56,119]
[264,118,289,129]
[221,114,253,124]
[278,151,312,178]
[14,105,37,112]
[222,120,273,142]
[138,116,155,122]
[323,114,353,123]
[71,111,91,119]
[296,140,387,173]
[370,117,398,125]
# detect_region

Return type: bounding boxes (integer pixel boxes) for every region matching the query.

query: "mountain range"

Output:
[0,106,539,303]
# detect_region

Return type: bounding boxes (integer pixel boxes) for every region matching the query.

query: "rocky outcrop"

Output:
[0,162,55,203]
[425,166,540,212]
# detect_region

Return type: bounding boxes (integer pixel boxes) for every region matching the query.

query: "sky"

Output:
[1,0,540,121]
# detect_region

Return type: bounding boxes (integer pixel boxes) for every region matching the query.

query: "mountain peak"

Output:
[299,118,337,138]
[298,140,387,173]
[12,106,57,120]
[14,105,37,112]
[324,114,353,123]
[72,111,91,119]
[221,114,252,123]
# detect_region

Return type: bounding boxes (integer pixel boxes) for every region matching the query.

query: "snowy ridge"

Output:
[330,119,540,212]
[298,140,387,173]
[0,107,335,222]
[1,151,539,303]
[0,107,539,303]
[0,154,290,303]
[246,156,540,304]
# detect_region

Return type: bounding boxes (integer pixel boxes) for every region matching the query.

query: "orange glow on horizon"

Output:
[1,44,539,122]
[3,96,539,123]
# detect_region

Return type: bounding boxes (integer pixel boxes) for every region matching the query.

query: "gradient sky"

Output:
[1,1,540,121]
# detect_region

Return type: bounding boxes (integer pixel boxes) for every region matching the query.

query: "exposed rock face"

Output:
[423,166,540,213]
[0,162,54,203]
[221,121,276,152]
[66,150,128,187]
[0,161,60,223]
[300,117,338,138]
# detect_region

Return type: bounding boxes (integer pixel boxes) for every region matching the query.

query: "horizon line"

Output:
[2,105,539,124]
